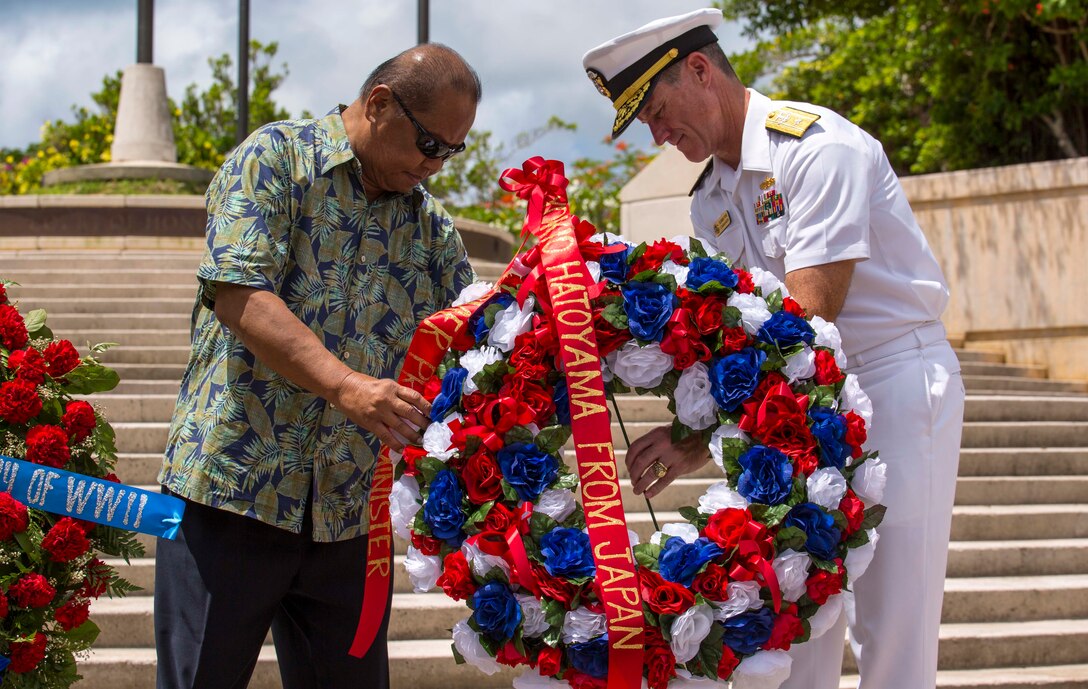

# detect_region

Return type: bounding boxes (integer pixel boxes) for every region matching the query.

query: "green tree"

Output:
[716,0,1088,174]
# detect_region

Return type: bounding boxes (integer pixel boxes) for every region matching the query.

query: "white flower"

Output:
[452,619,503,675]
[806,468,848,511]
[517,593,551,638]
[708,423,750,474]
[660,259,690,288]
[461,540,511,579]
[651,522,700,545]
[585,260,602,283]
[782,346,816,384]
[510,256,531,277]
[772,550,812,603]
[731,650,792,689]
[852,457,887,505]
[452,281,493,307]
[591,232,630,247]
[422,412,462,462]
[389,475,421,540]
[809,316,847,368]
[845,529,879,581]
[460,346,504,394]
[669,605,715,664]
[748,266,788,298]
[839,374,874,428]
[698,480,749,514]
[727,292,772,335]
[628,528,642,548]
[806,592,844,640]
[535,488,577,523]
[404,546,443,592]
[488,295,536,353]
[609,341,675,389]
[561,608,607,644]
[670,234,693,252]
[713,580,763,621]
[675,362,719,430]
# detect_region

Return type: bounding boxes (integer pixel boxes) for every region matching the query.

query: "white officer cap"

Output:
[582,8,723,139]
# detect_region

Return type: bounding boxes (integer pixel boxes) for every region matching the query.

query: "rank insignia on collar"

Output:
[765,107,820,138]
[754,185,785,225]
[760,176,776,191]
[714,210,732,236]
[586,68,610,98]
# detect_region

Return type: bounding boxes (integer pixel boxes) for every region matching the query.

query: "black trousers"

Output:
[154,495,391,689]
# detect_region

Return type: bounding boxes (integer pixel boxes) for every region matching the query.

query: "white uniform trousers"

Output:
[779,337,965,689]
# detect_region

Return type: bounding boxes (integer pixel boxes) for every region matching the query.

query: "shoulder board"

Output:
[765,107,821,138]
[688,159,714,197]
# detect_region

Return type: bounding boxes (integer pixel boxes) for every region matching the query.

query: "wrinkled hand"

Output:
[626,425,711,499]
[334,373,431,452]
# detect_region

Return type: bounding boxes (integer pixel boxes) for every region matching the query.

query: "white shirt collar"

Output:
[708,88,774,195]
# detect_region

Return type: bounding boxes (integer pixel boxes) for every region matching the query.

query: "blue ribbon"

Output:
[0,454,184,539]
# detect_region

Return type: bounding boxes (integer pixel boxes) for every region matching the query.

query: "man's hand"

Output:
[626,425,711,499]
[333,374,430,453]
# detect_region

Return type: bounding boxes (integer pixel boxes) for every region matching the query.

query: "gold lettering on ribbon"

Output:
[366,455,394,578]
[566,369,607,420]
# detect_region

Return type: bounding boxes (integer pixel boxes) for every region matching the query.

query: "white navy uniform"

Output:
[691,89,966,689]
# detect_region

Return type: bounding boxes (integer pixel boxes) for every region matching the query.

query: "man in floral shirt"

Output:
[155,44,479,689]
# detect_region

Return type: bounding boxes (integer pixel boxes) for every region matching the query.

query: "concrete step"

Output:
[964,376,1088,394]
[958,448,1088,477]
[94,346,191,365]
[955,477,1088,505]
[109,363,188,381]
[961,362,1048,379]
[16,297,194,314]
[46,313,191,330]
[109,380,181,395]
[953,350,1007,364]
[841,665,1088,689]
[931,619,1088,671]
[10,284,198,299]
[941,575,1088,623]
[0,268,197,286]
[947,539,1088,578]
[0,252,202,271]
[56,329,191,348]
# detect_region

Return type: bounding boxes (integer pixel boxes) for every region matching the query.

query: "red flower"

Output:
[814,349,845,386]
[638,567,695,615]
[0,590,7,618]
[400,446,426,476]
[62,399,97,442]
[10,573,56,608]
[477,501,516,534]
[718,645,740,679]
[703,508,754,552]
[43,339,81,377]
[511,331,550,373]
[0,282,6,304]
[437,551,476,601]
[782,297,806,318]
[593,319,631,357]
[691,562,731,601]
[718,326,749,356]
[0,378,43,425]
[496,641,530,668]
[55,598,91,631]
[25,424,71,468]
[733,268,755,294]
[80,559,110,599]
[533,563,583,608]
[762,604,805,650]
[42,517,91,563]
[9,632,48,673]
[692,296,728,336]
[630,239,686,275]
[410,531,443,556]
[739,383,818,475]
[519,382,557,427]
[462,450,504,504]
[535,645,562,677]
[660,308,711,370]
[0,304,29,351]
[839,489,865,535]
[422,376,443,403]
[0,492,29,540]
[644,626,677,689]
[565,671,607,689]
[843,411,868,459]
[7,348,48,385]
[806,561,845,604]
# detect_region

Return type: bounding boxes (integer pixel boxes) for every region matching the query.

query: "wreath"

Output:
[386,159,887,689]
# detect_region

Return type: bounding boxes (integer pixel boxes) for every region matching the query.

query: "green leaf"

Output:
[861,504,887,531]
[65,619,101,646]
[633,542,662,570]
[474,360,513,395]
[416,456,448,484]
[501,480,520,503]
[650,272,678,292]
[720,438,748,480]
[467,500,495,526]
[811,557,839,573]
[750,502,791,527]
[722,305,743,329]
[845,529,871,549]
[601,302,629,331]
[808,385,838,409]
[535,425,572,455]
[451,643,466,665]
[22,308,48,336]
[540,598,566,629]
[62,361,120,394]
[529,511,560,541]
[504,425,535,446]
[765,289,785,313]
[694,621,725,675]
[775,525,807,551]
[689,238,709,258]
[90,341,119,353]
[627,242,648,265]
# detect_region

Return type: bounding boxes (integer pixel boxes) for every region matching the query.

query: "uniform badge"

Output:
[586,68,610,98]
[754,176,785,225]
[765,107,821,138]
[714,210,732,236]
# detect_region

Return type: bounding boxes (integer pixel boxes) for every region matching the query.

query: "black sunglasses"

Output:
[387,89,466,161]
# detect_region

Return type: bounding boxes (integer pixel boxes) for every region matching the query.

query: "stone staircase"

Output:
[3,249,1088,689]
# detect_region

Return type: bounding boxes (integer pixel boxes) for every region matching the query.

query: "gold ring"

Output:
[650,460,668,479]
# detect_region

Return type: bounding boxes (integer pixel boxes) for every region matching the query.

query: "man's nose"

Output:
[649,121,670,147]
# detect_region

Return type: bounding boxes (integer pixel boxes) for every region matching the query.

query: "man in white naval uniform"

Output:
[582,8,965,689]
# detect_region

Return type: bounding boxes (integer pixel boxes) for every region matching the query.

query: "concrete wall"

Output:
[620,151,1088,380]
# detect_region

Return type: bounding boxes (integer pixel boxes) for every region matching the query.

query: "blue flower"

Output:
[422,469,466,542]
[430,367,468,422]
[622,281,676,342]
[709,348,767,412]
[553,379,570,425]
[721,608,775,655]
[756,310,815,349]
[0,654,9,678]
[472,581,523,642]
[784,502,842,561]
[599,245,631,283]
[497,442,559,503]
[686,257,739,292]
[736,445,794,506]
[567,636,609,678]
[808,407,851,470]
[658,536,723,587]
[469,292,515,343]
[540,527,596,579]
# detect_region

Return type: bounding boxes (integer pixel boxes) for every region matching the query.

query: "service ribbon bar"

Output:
[0,454,185,539]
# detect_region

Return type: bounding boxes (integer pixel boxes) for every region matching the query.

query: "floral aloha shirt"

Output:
[160,106,475,542]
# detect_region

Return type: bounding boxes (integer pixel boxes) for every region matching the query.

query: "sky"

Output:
[0,0,749,166]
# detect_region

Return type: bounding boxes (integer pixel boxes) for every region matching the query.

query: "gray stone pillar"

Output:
[111,63,177,163]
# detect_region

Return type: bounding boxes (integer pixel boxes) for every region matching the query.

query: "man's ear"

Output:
[363,84,393,123]
[686,52,713,87]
